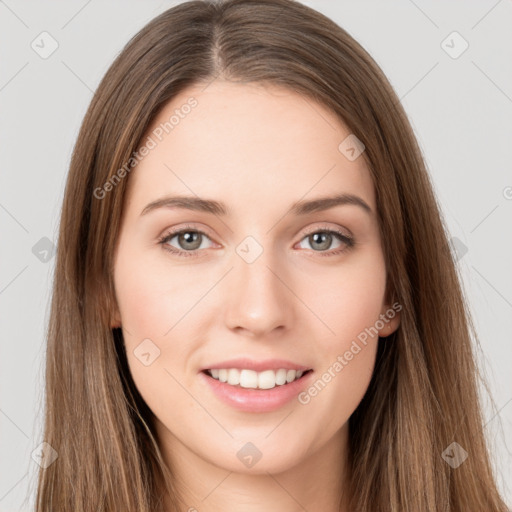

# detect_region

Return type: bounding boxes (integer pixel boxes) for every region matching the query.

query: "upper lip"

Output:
[201,358,312,373]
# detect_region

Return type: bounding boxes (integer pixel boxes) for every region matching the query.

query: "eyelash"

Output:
[158,224,355,259]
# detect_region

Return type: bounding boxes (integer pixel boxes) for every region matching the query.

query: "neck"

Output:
[156,421,350,512]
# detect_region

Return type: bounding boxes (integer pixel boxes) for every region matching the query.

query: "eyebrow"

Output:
[140,193,372,217]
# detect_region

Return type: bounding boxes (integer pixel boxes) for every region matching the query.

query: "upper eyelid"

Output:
[161,223,214,238]
[301,224,352,237]
[161,222,351,238]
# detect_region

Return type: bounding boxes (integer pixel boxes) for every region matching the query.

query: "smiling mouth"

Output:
[202,368,313,390]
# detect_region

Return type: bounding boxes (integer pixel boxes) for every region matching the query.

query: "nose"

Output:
[223,249,295,338]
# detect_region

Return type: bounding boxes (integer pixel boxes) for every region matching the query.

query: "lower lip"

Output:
[199,370,314,413]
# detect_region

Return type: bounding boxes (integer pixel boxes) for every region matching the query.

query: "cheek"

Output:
[115,277,170,337]
[114,244,198,338]
[296,253,385,420]
[113,244,209,399]
[306,252,387,344]
[113,251,195,419]
[301,342,378,439]
[299,316,380,437]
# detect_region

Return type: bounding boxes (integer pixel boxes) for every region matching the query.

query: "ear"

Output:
[377,302,401,338]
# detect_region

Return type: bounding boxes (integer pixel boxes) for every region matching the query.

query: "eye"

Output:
[296,227,354,256]
[158,224,355,258]
[158,225,214,258]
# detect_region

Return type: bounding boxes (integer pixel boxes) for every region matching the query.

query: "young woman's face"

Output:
[112,81,400,476]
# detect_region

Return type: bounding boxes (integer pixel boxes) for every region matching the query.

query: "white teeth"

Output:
[240,369,258,388]
[258,370,276,390]
[227,368,241,386]
[275,368,287,385]
[207,368,308,389]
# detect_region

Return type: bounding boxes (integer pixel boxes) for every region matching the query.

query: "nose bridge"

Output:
[223,238,294,336]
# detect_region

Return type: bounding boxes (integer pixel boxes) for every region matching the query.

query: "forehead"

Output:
[125,81,375,218]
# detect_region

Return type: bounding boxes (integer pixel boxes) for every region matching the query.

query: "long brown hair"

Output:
[35,0,508,510]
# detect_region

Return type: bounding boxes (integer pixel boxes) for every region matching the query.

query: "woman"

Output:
[35,0,509,510]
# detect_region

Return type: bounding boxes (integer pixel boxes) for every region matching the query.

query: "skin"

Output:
[112,81,400,512]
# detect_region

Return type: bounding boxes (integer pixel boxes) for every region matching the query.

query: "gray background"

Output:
[1,0,511,510]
